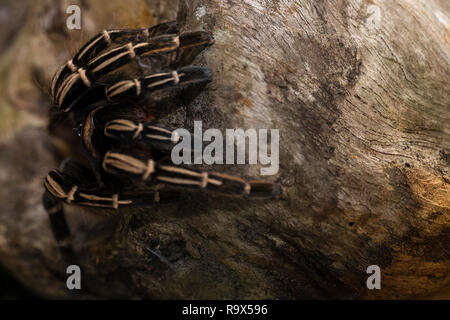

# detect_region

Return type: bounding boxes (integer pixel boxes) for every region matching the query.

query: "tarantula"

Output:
[43,21,280,266]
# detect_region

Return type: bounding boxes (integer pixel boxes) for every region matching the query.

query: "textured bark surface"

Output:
[0,0,448,299]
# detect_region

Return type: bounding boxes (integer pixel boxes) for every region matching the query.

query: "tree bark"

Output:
[0,0,448,299]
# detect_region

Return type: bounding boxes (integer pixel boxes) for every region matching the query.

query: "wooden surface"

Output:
[0,0,448,299]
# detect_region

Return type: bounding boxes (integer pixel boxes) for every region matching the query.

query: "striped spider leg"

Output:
[69,65,212,117]
[50,21,178,100]
[102,150,281,198]
[52,22,214,112]
[88,105,280,199]
[75,105,280,199]
[43,158,181,267]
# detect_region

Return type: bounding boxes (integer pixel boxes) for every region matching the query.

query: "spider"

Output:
[42,21,280,268]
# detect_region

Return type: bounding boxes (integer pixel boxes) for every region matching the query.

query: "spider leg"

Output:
[103,119,206,167]
[172,30,216,68]
[44,162,180,211]
[105,65,212,102]
[54,34,178,111]
[51,21,179,98]
[68,65,212,113]
[53,31,213,112]
[102,150,281,198]
[42,159,95,267]
[42,158,181,298]
[76,98,200,166]
[104,119,181,153]
[42,191,78,266]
